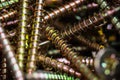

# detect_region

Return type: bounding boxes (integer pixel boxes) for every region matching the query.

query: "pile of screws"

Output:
[0,0,120,80]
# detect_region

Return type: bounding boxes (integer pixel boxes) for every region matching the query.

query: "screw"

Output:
[26,0,44,74]
[17,0,30,71]
[0,23,23,80]
[73,21,107,50]
[0,10,17,22]
[44,26,99,80]
[26,70,76,80]
[44,0,86,21]
[62,7,120,38]
[75,35,104,50]
[73,22,107,50]
[37,55,82,78]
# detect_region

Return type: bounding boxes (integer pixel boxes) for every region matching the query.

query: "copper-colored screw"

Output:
[40,50,94,69]
[26,0,44,74]
[74,22,107,50]
[44,0,86,21]
[44,26,99,80]
[62,7,120,38]
[75,35,104,50]
[0,10,17,22]
[0,23,23,80]
[73,21,107,50]
[37,55,82,78]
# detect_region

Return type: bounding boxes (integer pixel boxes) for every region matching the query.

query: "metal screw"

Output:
[44,26,99,80]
